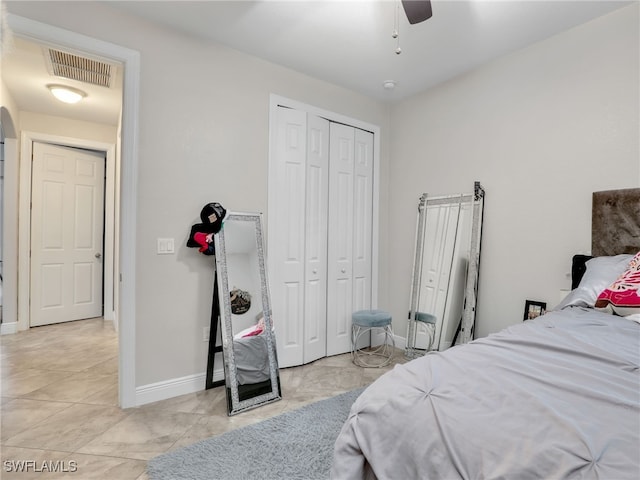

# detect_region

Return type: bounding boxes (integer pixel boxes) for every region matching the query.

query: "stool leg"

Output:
[351,324,360,362]
[352,324,395,368]
[425,323,435,352]
[381,325,395,367]
[405,319,418,359]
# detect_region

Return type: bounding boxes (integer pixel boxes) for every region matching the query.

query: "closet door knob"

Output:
[341,268,346,274]
[312,269,317,274]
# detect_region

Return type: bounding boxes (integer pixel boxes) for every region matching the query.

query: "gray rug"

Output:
[146,388,365,480]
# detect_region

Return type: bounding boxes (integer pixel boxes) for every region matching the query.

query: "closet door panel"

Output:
[327,123,354,356]
[272,107,307,367]
[283,282,302,347]
[334,277,352,336]
[353,129,373,312]
[304,115,329,364]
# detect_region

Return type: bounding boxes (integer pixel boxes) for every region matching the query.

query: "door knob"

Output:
[95,252,102,259]
[341,268,346,274]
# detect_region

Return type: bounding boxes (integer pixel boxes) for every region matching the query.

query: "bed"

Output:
[331,188,640,480]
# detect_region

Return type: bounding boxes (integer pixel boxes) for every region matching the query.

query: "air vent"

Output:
[46,48,113,88]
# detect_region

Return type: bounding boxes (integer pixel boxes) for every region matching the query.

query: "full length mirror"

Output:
[406,182,485,358]
[214,212,281,415]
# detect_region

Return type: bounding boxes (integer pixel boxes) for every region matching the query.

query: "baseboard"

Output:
[0,321,18,335]
[135,367,225,406]
[394,334,407,350]
[109,311,118,333]
[371,330,406,350]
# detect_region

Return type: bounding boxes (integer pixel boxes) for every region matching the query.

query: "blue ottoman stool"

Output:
[351,309,395,368]
[405,311,438,359]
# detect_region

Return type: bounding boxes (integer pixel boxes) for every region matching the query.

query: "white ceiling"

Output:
[2,36,124,125]
[2,0,631,125]
[109,0,630,101]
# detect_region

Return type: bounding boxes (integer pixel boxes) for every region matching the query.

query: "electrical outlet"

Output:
[203,326,210,342]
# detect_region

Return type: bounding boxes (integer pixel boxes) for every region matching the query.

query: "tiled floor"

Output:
[1,318,406,479]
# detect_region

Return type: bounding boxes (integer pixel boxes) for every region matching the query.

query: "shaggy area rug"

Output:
[146,387,365,480]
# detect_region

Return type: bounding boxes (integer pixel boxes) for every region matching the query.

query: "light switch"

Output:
[157,238,175,254]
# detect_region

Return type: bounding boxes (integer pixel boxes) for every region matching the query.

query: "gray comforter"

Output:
[331,307,640,479]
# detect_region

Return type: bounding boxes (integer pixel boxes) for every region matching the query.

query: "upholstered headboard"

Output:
[592,188,640,256]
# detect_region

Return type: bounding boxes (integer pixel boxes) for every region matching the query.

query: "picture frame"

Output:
[523,300,547,321]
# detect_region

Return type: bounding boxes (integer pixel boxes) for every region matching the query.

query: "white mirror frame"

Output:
[406,182,485,357]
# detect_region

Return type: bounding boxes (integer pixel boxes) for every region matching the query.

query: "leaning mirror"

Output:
[406,182,485,358]
[214,212,281,415]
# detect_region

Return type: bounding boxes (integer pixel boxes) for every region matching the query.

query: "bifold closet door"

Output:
[271,107,329,368]
[271,106,373,366]
[326,124,373,356]
[352,129,374,316]
[303,115,330,364]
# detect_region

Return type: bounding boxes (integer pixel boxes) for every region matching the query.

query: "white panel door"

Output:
[416,201,460,349]
[303,115,329,364]
[352,129,373,312]
[271,107,307,367]
[327,123,355,356]
[30,142,105,326]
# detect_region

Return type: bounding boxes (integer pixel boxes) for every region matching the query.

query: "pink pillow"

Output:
[595,251,640,316]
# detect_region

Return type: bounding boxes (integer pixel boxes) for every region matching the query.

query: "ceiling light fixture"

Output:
[47,84,87,104]
[383,80,397,90]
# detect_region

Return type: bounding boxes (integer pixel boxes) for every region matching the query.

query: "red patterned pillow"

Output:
[595,251,640,316]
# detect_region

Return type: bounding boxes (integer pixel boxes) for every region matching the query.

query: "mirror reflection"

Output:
[214,212,281,415]
[406,182,485,358]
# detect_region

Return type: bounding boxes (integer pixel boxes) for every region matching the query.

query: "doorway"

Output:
[6,14,140,407]
[18,134,115,331]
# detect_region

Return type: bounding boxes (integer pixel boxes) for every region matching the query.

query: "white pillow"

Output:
[554,254,633,310]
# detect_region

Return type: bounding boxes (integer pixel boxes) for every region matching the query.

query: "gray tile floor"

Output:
[1,318,406,479]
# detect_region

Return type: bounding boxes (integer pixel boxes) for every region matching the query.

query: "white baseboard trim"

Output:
[371,330,406,350]
[135,367,225,406]
[0,321,18,335]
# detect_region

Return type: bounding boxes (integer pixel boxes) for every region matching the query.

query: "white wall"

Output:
[5,1,390,390]
[8,1,637,400]
[388,4,640,339]
[18,111,117,143]
[0,82,20,129]
[1,121,4,278]
[0,83,20,329]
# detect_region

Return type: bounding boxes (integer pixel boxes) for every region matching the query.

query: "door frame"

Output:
[8,14,140,408]
[19,134,115,329]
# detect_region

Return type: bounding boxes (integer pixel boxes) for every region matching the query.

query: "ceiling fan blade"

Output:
[401,0,433,25]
